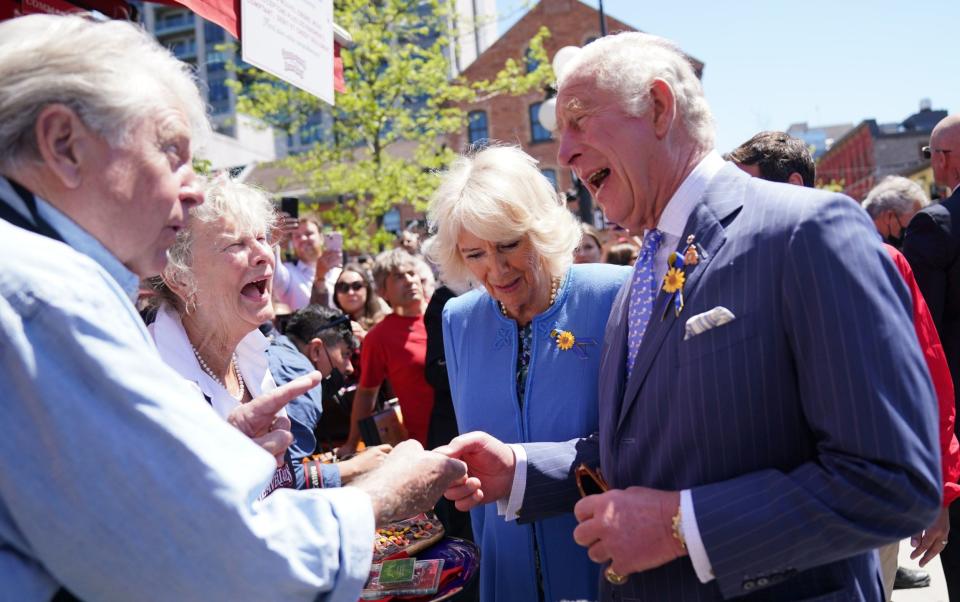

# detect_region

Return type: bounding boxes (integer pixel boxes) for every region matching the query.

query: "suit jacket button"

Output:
[757,577,769,587]
[743,580,756,590]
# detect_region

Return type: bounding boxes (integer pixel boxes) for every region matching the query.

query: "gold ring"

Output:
[604,566,628,585]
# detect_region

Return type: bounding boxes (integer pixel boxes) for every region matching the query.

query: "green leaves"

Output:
[231,0,553,249]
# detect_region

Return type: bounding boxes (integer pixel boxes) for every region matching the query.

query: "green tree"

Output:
[232,0,553,249]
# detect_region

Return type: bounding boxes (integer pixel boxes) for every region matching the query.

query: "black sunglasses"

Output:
[335,281,365,294]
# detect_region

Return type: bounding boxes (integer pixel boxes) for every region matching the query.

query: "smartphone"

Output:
[324,231,343,253]
[280,197,299,220]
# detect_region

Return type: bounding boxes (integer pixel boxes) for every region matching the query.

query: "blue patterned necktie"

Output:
[626,229,663,378]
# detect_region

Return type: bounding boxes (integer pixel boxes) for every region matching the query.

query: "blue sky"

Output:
[494,0,958,153]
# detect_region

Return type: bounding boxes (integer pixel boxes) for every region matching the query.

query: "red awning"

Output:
[154,0,239,38]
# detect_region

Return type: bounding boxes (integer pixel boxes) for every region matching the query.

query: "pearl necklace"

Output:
[499,276,562,318]
[191,345,245,402]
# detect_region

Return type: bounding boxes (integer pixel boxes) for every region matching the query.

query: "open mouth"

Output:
[587,168,610,193]
[241,277,269,300]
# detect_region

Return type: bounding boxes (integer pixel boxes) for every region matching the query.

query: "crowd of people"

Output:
[3,12,960,602]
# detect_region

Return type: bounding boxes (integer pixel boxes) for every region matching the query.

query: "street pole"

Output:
[598,0,607,36]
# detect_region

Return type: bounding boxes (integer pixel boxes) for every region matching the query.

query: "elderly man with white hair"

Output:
[0,14,465,602]
[862,175,930,249]
[439,32,940,601]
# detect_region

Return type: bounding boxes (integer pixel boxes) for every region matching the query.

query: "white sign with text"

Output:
[241,0,334,105]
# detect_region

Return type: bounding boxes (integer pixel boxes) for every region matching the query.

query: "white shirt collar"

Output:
[149,305,276,419]
[655,150,726,238]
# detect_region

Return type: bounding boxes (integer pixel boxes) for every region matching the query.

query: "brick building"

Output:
[448,0,703,194]
[815,104,947,201]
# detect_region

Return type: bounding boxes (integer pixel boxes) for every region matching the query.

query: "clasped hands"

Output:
[435,431,686,580]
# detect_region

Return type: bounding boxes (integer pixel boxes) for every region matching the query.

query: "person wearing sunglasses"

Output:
[904,114,960,600]
[333,263,389,334]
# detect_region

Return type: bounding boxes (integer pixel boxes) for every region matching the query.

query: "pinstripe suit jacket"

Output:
[520,164,942,601]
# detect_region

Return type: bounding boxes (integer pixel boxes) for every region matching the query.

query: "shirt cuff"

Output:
[496,443,527,521]
[681,489,714,583]
[321,486,376,600]
[321,463,342,488]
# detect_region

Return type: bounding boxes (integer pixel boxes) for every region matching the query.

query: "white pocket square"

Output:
[684,307,735,340]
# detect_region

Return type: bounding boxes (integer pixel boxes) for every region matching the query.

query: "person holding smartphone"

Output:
[273,213,343,311]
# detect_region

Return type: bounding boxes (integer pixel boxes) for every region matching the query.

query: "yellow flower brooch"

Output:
[550,328,596,359]
[555,330,576,350]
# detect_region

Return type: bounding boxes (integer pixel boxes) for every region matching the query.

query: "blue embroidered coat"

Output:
[442,263,630,602]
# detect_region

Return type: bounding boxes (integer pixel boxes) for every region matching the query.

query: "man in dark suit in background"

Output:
[439,32,941,601]
[903,114,960,600]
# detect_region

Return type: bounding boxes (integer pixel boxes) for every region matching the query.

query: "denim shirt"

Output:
[0,179,373,601]
[266,332,343,488]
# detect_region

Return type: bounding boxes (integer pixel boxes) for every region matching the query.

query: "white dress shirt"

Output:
[273,255,315,311]
[502,151,727,584]
[273,249,342,310]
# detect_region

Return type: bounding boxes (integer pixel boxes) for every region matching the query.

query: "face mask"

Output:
[884,215,908,249]
[883,231,905,249]
[320,346,346,404]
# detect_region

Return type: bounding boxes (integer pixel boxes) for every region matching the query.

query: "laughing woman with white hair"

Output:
[425,145,630,602]
[146,177,300,493]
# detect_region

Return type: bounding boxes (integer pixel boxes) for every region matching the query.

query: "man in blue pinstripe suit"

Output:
[438,31,942,601]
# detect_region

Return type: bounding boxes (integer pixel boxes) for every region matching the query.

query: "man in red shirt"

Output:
[341,249,435,457]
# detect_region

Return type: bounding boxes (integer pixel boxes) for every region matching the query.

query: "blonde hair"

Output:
[424,145,579,290]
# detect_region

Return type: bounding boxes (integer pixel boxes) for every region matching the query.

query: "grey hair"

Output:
[372,248,418,295]
[558,32,715,150]
[0,14,209,172]
[423,145,580,291]
[861,176,929,219]
[161,177,278,312]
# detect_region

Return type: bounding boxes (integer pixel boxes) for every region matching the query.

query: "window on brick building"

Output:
[541,168,558,190]
[467,110,489,145]
[529,102,552,143]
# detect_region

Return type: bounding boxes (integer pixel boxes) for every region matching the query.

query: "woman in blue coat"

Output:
[424,146,629,602]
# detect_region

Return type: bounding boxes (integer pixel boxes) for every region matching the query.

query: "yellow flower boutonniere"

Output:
[662,267,685,294]
[550,328,596,359]
[661,250,689,318]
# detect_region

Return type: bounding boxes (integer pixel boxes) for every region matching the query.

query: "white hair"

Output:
[558,32,715,149]
[0,14,209,171]
[423,146,580,291]
[161,177,277,310]
[861,176,929,219]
